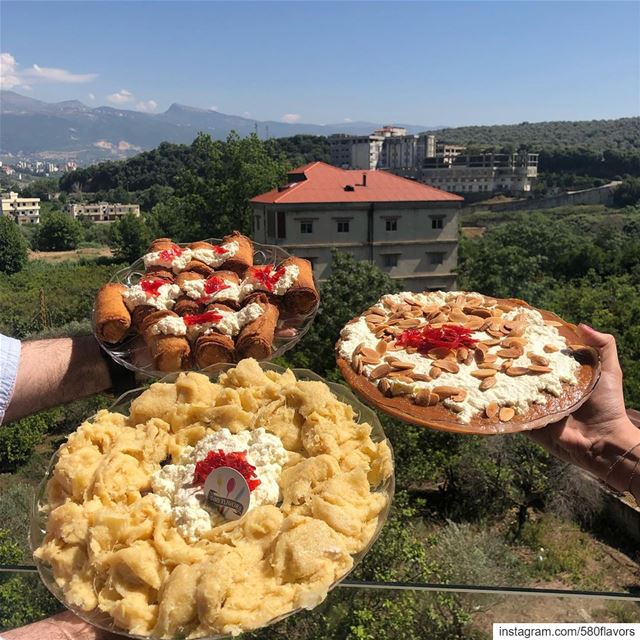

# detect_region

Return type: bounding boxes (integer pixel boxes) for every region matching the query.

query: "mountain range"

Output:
[0,91,435,163]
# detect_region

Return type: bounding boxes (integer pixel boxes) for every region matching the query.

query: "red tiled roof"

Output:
[250,161,463,205]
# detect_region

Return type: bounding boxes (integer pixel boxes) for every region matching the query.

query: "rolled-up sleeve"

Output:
[0,334,21,424]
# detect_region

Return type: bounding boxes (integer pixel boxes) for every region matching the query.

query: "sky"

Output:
[1,1,639,127]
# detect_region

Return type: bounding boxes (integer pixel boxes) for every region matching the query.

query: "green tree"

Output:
[110,212,154,263]
[613,177,640,207]
[35,212,82,251]
[0,216,28,274]
[287,250,403,376]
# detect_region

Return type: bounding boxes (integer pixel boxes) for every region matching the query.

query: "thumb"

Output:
[578,324,621,375]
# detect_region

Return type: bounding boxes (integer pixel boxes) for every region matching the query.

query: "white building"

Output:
[250,162,463,292]
[1,191,40,224]
[66,202,140,223]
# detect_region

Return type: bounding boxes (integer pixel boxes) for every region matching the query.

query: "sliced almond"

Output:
[408,372,432,382]
[430,366,442,379]
[451,389,467,402]
[428,347,452,360]
[499,407,515,422]
[449,307,469,323]
[398,318,421,329]
[415,389,439,406]
[457,347,469,363]
[434,359,460,374]
[378,379,392,396]
[479,376,497,391]
[360,346,381,361]
[528,365,553,374]
[481,338,501,347]
[543,344,559,353]
[465,317,485,331]
[478,362,501,370]
[352,353,364,374]
[370,363,392,379]
[486,328,504,339]
[405,346,418,354]
[432,385,464,399]
[450,404,464,413]
[464,306,492,318]
[497,347,524,359]
[545,320,563,327]
[389,359,415,370]
[388,373,413,383]
[527,352,548,366]
[471,369,497,379]
[485,402,499,418]
[502,337,528,348]
[376,340,387,355]
[483,353,498,363]
[505,366,529,377]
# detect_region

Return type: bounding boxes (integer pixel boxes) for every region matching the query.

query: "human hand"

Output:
[528,324,639,493]
[3,610,122,640]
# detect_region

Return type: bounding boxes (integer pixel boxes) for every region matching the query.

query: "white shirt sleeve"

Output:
[0,334,21,424]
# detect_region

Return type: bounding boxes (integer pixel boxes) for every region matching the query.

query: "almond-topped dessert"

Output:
[336,291,600,434]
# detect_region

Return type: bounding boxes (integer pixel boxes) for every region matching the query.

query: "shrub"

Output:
[35,212,82,251]
[0,414,48,471]
[110,212,153,262]
[0,216,28,274]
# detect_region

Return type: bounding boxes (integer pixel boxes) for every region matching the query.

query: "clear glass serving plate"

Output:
[93,239,319,378]
[30,362,395,640]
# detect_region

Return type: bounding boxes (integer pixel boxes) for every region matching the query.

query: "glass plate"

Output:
[93,239,319,378]
[30,362,395,640]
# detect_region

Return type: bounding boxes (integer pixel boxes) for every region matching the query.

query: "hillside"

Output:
[424,117,640,151]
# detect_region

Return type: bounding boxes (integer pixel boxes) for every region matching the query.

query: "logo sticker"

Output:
[203,466,251,521]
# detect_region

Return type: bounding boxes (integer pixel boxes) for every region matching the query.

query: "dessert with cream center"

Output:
[336,291,598,433]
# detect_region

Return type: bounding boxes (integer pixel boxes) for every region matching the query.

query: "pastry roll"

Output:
[219,231,253,276]
[281,257,319,315]
[95,283,131,343]
[140,310,190,372]
[174,272,205,317]
[147,237,175,252]
[188,303,236,368]
[235,294,279,360]
[145,265,175,281]
[180,260,216,278]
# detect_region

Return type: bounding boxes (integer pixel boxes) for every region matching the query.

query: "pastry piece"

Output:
[148,237,175,252]
[95,283,131,343]
[123,277,181,329]
[174,272,205,317]
[180,260,216,278]
[184,303,236,368]
[335,291,600,435]
[281,257,319,315]
[236,294,280,360]
[144,265,175,281]
[193,331,235,368]
[140,310,191,372]
[219,231,253,276]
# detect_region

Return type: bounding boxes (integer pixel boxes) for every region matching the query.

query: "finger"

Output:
[578,324,622,375]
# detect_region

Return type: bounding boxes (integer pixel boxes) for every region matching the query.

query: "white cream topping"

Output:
[151,315,187,336]
[191,241,239,267]
[182,278,242,304]
[151,427,288,542]
[186,302,264,338]
[143,248,193,273]
[240,264,300,299]
[338,291,581,425]
[122,283,181,311]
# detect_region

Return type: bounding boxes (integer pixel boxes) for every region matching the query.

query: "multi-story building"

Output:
[66,202,140,223]
[250,162,463,292]
[329,128,538,193]
[1,191,40,224]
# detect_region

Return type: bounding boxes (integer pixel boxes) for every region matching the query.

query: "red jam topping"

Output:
[193,450,261,491]
[158,244,183,262]
[183,310,223,326]
[140,278,166,297]
[212,245,229,255]
[249,264,286,292]
[397,324,477,353]
[204,276,230,295]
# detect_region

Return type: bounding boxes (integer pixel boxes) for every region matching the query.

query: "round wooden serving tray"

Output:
[336,298,600,436]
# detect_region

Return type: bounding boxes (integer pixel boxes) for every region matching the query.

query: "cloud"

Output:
[281,113,301,123]
[243,111,251,117]
[343,117,353,123]
[107,89,134,105]
[1,52,97,89]
[28,63,97,84]
[88,92,95,101]
[209,105,218,111]
[0,53,20,89]
[135,99,157,112]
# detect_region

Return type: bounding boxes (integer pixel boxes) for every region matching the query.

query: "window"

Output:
[267,210,276,237]
[429,252,446,265]
[277,211,286,239]
[431,216,444,230]
[300,221,313,234]
[254,215,261,231]
[383,254,399,268]
[337,220,350,233]
[385,219,397,231]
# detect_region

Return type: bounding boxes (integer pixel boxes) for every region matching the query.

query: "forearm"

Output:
[589,416,640,500]
[3,337,112,423]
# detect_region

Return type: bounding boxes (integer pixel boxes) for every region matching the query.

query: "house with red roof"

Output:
[250,161,463,292]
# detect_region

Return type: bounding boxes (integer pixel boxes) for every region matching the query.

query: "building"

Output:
[1,191,40,224]
[250,162,463,292]
[329,128,538,193]
[66,202,140,223]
